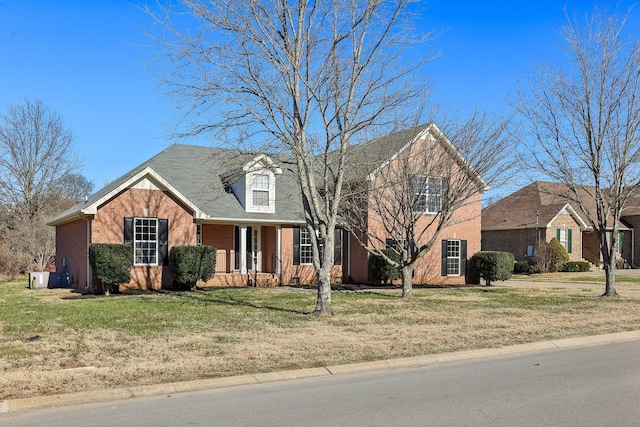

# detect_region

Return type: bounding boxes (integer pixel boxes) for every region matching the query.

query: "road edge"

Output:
[3,330,640,414]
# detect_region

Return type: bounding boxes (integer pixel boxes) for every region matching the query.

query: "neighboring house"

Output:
[49,124,485,292]
[482,181,634,266]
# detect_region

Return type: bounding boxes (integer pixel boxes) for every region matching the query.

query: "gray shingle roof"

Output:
[50,123,487,226]
[49,144,305,225]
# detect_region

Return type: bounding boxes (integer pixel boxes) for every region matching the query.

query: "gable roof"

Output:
[50,123,487,227]
[482,181,631,231]
[49,144,305,226]
[342,123,489,191]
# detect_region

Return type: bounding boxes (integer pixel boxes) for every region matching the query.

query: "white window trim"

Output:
[251,173,270,207]
[414,176,443,214]
[299,228,313,265]
[446,239,461,276]
[134,217,159,266]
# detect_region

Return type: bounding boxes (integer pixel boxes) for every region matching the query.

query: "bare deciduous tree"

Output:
[514,8,640,297]
[342,114,511,297]
[0,99,81,217]
[145,0,433,314]
[0,99,91,273]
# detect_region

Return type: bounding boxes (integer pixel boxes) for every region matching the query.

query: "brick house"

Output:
[49,124,486,291]
[482,181,635,266]
[342,124,486,285]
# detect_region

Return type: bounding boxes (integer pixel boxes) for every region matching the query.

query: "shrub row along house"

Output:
[481,181,640,267]
[48,123,485,292]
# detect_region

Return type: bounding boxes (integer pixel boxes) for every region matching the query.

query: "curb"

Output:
[3,330,640,414]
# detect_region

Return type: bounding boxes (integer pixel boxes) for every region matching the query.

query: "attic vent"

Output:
[221,178,233,193]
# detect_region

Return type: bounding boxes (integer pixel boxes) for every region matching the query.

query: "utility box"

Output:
[29,272,73,289]
[48,272,73,288]
[29,272,50,289]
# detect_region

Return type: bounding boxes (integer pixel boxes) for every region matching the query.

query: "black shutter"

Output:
[124,217,133,245]
[158,219,169,266]
[334,229,342,265]
[293,227,300,265]
[460,240,467,276]
[441,240,448,276]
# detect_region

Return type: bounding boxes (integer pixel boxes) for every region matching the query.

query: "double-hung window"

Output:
[446,239,461,276]
[299,228,313,264]
[413,176,443,213]
[252,173,270,207]
[134,218,158,265]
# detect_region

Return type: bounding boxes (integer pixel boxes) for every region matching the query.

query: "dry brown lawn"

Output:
[2,278,640,400]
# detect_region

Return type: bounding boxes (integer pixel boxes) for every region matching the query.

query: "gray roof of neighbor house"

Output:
[482,181,631,231]
[49,144,305,225]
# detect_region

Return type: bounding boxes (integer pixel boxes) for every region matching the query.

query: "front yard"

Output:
[2,277,640,399]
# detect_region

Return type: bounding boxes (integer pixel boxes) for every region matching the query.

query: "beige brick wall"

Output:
[547,214,583,262]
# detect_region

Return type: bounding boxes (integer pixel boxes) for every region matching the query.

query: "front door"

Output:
[234,226,261,271]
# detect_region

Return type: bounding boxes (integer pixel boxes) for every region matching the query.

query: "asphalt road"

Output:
[3,339,640,426]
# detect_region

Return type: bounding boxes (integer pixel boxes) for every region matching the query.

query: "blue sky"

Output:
[1,1,637,194]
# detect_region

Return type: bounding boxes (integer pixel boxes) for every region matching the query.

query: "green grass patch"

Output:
[4,277,640,400]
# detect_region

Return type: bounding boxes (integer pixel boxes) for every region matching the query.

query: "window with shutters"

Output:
[441,239,466,277]
[293,227,342,266]
[556,227,572,253]
[446,239,461,276]
[134,218,158,265]
[299,228,313,264]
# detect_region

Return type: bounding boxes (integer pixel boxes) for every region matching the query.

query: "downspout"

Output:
[632,227,635,268]
[78,213,92,293]
[348,232,351,281]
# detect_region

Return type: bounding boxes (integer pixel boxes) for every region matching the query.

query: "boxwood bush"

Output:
[169,246,217,290]
[513,260,530,274]
[561,261,590,272]
[470,251,515,286]
[369,249,401,284]
[89,243,133,295]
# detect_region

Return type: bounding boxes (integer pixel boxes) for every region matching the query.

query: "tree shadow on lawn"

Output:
[158,288,313,315]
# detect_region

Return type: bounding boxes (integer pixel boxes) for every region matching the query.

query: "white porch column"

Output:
[276,225,282,275]
[240,225,248,274]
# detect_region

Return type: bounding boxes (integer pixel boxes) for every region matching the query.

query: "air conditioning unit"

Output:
[29,272,49,289]
[29,272,73,289]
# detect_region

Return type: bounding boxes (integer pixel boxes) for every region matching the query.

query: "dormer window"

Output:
[252,173,270,207]
[220,154,281,214]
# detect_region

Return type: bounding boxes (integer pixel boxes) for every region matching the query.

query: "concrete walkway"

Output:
[3,330,640,414]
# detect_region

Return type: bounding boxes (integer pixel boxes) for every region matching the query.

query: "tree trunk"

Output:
[602,256,618,297]
[401,264,414,298]
[314,266,333,315]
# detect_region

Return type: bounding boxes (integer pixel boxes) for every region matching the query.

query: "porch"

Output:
[200,223,284,287]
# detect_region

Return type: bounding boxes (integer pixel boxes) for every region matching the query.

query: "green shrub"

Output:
[169,246,217,290]
[513,260,530,274]
[548,237,569,272]
[89,244,133,295]
[561,261,590,272]
[528,264,542,274]
[369,249,401,284]
[616,259,630,269]
[470,251,515,285]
